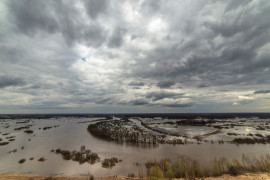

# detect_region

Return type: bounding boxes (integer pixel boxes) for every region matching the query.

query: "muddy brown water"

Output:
[0,117,270,177]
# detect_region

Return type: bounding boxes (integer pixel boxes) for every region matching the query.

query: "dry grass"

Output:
[0,173,270,180]
[145,154,270,179]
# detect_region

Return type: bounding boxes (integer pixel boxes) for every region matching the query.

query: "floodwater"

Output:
[0,116,270,177]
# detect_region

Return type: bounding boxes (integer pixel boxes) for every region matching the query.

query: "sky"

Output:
[0,0,270,114]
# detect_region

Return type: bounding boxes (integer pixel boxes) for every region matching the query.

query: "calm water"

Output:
[0,116,270,177]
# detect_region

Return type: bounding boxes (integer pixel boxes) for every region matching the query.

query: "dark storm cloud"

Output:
[157,80,175,88]
[61,21,106,47]
[53,0,107,47]
[7,0,107,47]
[254,90,270,94]
[131,1,270,90]
[7,0,58,35]
[0,46,26,63]
[83,0,109,19]
[129,81,145,87]
[108,27,127,48]
[0,76,25,88]
[225,0,252,12]
[197,83,210,88]
[163,103,194,108]
[146,92,184,101]
[130,99,148,106]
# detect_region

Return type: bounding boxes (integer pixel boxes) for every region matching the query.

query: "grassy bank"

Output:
[1,154,270,180]
[145,154,270,179]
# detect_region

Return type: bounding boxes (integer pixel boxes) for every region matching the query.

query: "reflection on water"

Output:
[0,117,270,177]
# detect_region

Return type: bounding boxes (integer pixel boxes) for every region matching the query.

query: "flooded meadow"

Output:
[0,114,270,177]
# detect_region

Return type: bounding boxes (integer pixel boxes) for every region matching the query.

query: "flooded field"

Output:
[0,114,270,177]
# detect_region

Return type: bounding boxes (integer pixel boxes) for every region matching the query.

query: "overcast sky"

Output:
[0,0,270,114]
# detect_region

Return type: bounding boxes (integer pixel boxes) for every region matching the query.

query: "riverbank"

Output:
[0,173,269,180]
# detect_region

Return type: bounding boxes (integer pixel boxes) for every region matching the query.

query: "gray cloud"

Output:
[1,0,270,113]
[83,0,109,19]
[0,76,26,88]
[130,99,148,106]
[237,99,254,106]
[7,0,59,35]
[163,103,194,108]
[108,27,127,48]
[197,83,210,88]
[254,90,270,94]
[157,80,175,88]
[6,0,107,47]
[146,92,184,101]
[95,97,114,104]
[129,81,145,87]
[130,1,270,90]
[225,0,252,12]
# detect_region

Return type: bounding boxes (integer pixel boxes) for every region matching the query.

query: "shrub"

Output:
[38,157,46,162]
[102,159,111,168]
[18,159,26,164]
[89,153,100,164]
[172,161,184,178]
[101,157,119,168]
[0,142,9,146]
[44,177,53,180]
[89,174,94,180]
[193,161,203,177]
[148,165,164,178]
[228,165,238,176]
[165,168,175,180]
[145,160,158,169]
[128,173,135,177]
[60,150,71,160]
[24,130,33,134]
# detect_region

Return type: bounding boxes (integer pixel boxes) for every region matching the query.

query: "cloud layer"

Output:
[0,0,270,113]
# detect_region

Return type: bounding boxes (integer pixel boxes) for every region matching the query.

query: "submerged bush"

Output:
[52,147,100,164]
[0,142,9,146]
[102,157,120,168]
[18,159,26,164]
[38,157,46,162]
[24,130,33,134]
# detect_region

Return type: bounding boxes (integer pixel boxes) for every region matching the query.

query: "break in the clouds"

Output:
[0,0,270,113]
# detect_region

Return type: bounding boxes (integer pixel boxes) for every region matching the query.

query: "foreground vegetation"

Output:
[145,154,270,179]
[0,172,270,180]
[1,154,270,180]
